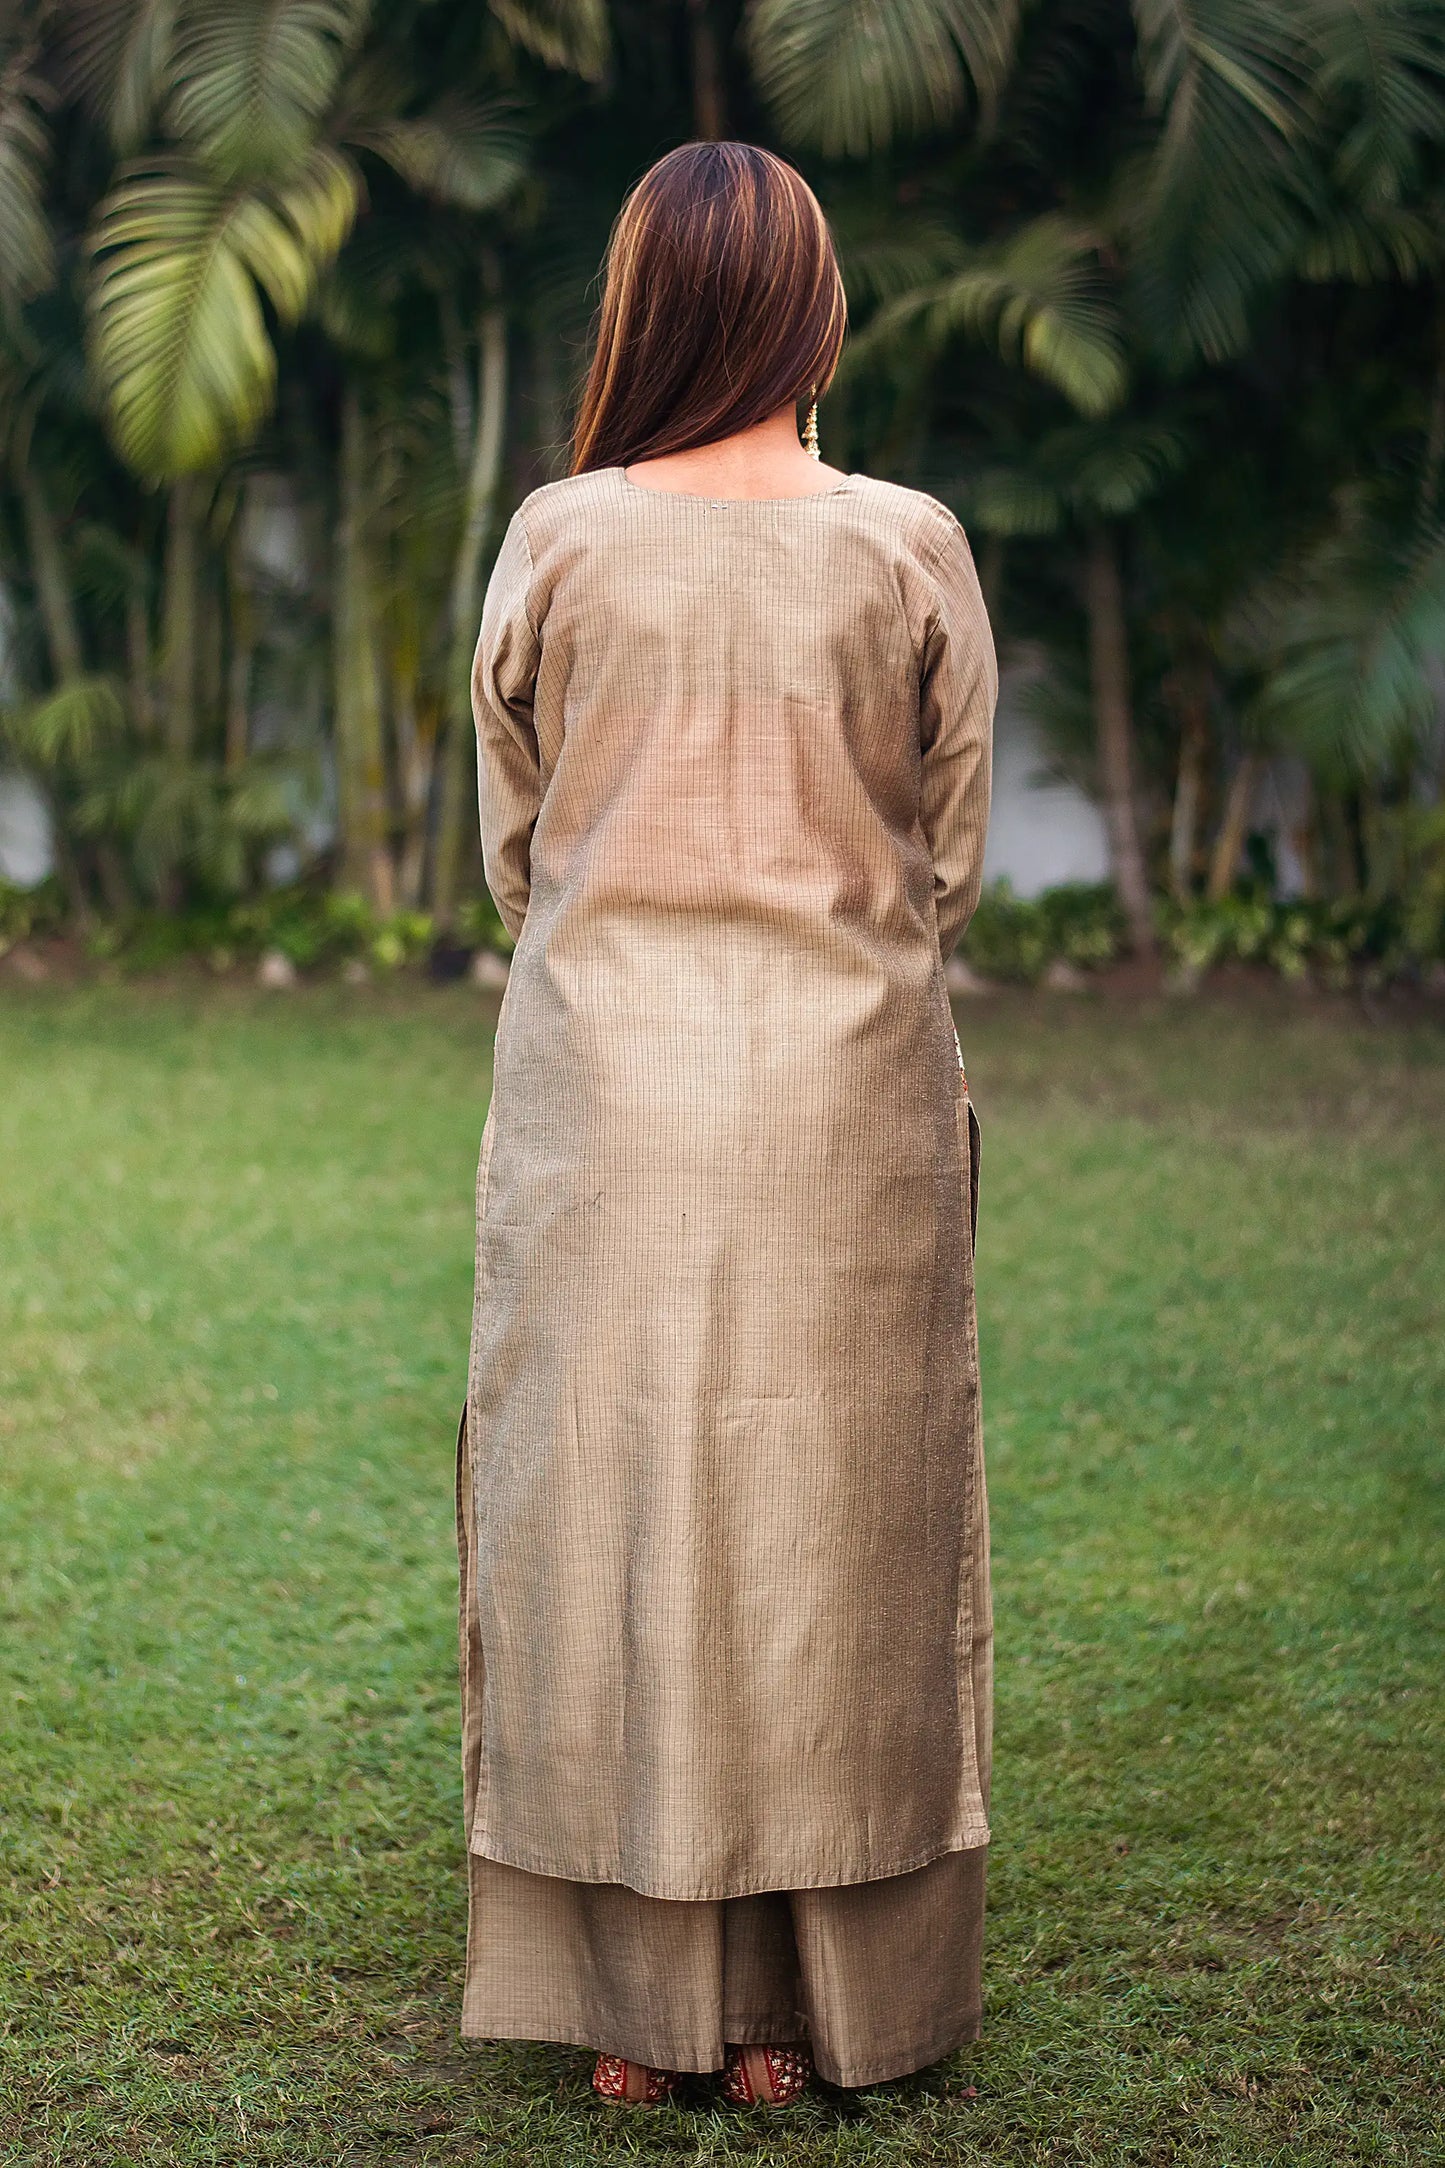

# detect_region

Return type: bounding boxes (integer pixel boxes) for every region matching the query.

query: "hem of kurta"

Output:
[457,2011,982,2089]
[465,1824,991,1903]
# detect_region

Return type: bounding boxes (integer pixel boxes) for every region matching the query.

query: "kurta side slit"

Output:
[459,469,997,2080]
[458,1402,989,2085]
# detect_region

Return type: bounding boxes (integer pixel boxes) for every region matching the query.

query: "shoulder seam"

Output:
[508,505,539,641]
[915,499,966,578]
[853,475,964,573]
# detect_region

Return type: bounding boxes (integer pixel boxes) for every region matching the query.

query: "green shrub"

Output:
[87,906,234,972]
[1159,891,1436,990]
[85,889,438,976]
[960,881,1124,983]
[454,891,514,955]
[16,865,1444,992]
[1039,882,1128,967]
[0,877,67,954]
[961,876,1444,991]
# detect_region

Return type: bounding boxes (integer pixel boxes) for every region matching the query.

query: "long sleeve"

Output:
[472,511,543,942]
[918,520,997,957]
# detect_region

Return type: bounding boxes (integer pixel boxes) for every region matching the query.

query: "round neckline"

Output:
[613,466,858,507]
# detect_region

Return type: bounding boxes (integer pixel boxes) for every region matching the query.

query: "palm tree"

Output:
[745,0,1022,156]
[749,1,1445,367]
[3,0,1444,955]
[965,419,1191,952]
[843,214,1128,422]
[750,0,1445,944]
[1236,492,1445,832]
[64,0,602,908]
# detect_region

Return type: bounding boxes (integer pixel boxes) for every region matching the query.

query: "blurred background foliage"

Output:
[1,0,1444,983]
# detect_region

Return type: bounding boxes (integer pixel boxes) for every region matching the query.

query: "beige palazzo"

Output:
[460,467,996,2078]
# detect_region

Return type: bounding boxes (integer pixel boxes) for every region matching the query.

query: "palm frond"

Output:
[76,753,210,889]
[4,675,127,766]
[487,0,609,81]
[57,0,181,154]
[507,170,612,332]
[238,141,361,306]
[77,752,205,886]
[71,521,146,617]
[78,749,306,893]
[1135,0,1304,130]
[1066,418,1192,516]
[87,145,360,478]
[1306,0,1445,204]
[1129,0,1316,362]
[965,467,1069,537]
[0,47,54,310]
[167,0,367,182]
[963,418,1190,537]
[370,375,460,529]
[226,752,311,839]
[825,192,967,310]
[1245,510,1445,770]
[1018,650,1099,785]
[1299,198,1439,281]
[352,99,527,210]
[317,258,395,359]
[848,217,1127,419]
[745,0,1021,156]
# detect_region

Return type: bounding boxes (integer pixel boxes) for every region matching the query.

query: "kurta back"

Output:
[466,467,996,1901]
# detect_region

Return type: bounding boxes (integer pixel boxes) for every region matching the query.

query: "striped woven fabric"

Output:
[463,467,996,1907]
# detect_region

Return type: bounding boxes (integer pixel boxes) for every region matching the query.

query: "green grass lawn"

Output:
[1,983,1441,2166]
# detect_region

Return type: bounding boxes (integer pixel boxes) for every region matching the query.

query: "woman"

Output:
[458,141,996,2107]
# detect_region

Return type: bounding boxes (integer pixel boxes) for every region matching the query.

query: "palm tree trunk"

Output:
[161,477,202,758]
[687,0,727,137]
[1206,753,1260,902]
[1317,788,1354,899]
[530,328,567,474]
[199,550,224,750]
[95,841,133,914]
[333,385,395,911]
[46,814,94,931]
[225,533,254,774]
[1168,690,1209,902]
[1083,525,1155,955]
[432,291,509,926]
[16,465,93,927]
[126,566,155,739]
[392,639,432,909]
[1419,295,1445,529]
[440,293,474,471]
[1292,772,1318,901]
[17,465,83,683]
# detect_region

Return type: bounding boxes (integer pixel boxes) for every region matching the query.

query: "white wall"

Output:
[0,773,53,887]
[982,674,1111,896]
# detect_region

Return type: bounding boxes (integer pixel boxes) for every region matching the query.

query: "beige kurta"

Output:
[458,1402,991,2082]
[466,466,996,1904]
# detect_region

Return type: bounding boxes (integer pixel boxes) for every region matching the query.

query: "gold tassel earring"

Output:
[803,391,821,461]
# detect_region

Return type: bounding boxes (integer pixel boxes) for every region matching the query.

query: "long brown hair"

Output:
[571,142,846,475]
